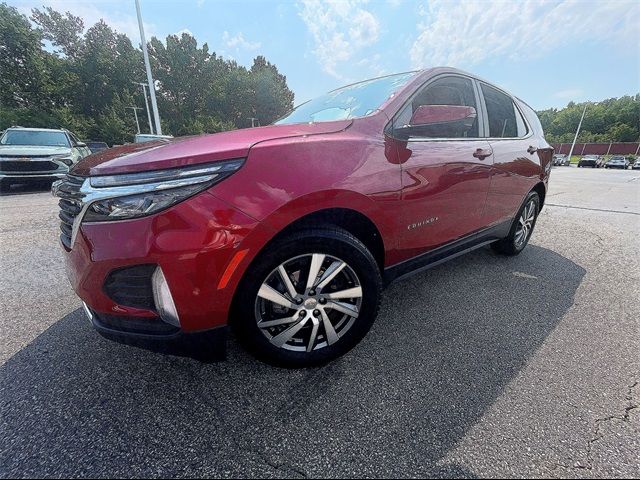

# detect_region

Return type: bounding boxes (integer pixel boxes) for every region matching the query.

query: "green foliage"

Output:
[538,95,640,144]
[0,3,294,145]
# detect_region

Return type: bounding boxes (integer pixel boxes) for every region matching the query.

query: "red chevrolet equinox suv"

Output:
[54,67,552,366]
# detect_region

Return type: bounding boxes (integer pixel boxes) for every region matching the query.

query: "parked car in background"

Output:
[553,154,570,166]
[0,127,91,190]
[605,155,629,169]
[85,141,109,154]
[54,67,552,367]
[134,133,174,144]
[632,158,640,170]
[578,154,599,168]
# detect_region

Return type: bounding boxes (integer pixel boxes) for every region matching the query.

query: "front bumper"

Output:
[83,302,229,360]
[61,190,260,335]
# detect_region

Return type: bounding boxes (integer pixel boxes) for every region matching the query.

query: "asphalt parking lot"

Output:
[1,167,638,478]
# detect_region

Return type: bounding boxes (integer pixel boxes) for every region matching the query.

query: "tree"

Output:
[540,96,640,144]
[3,4,291,143]
[0,3,49,108]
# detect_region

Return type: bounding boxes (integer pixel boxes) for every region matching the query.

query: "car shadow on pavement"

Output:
[1,245,585,478]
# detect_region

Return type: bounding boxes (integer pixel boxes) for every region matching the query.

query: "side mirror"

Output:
[395,105,477,139]
[75,141,87,148]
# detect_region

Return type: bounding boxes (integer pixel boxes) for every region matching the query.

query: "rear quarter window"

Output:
[481,83,528,138]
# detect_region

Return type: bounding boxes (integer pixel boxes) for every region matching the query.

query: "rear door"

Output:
[392,74,494,258]
[479,83,540,226]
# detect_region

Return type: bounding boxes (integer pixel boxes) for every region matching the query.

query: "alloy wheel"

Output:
[515,200,536,248]
[255,253,362,352]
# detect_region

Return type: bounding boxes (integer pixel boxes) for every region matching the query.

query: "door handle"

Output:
[473,148,492,160]
[527,145,538,154]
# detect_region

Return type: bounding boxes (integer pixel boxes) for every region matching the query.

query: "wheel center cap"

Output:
[304,298,318,309]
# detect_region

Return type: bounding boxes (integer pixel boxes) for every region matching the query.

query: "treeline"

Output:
[537,96,640,144]
[0,3,294,145]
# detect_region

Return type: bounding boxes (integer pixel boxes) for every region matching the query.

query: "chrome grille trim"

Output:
[53,175,87,248]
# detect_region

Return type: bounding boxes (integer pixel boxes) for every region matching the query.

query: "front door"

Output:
[390,75,493,261]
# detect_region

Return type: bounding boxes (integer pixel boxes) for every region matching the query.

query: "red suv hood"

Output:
[72,121,352,176]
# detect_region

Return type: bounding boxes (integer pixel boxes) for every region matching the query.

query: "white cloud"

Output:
[173,28,193,37]
[16,0,158,43]
[410,0,640,68]
[222,31,261,51]
[298,0,381,78]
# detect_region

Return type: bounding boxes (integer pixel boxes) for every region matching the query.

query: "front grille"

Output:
[103,264,157,311]
[0,160,61,173]
[55,175,86,248]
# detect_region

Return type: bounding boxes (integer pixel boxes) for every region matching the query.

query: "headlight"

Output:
[84,184,208,222]
[89,159,244,187]
[53,155,74,166]
[82,158,244,222]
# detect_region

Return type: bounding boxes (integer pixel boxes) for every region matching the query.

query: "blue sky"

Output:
[12,0,640,110]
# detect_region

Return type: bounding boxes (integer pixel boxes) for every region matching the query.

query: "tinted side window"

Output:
[396,76,479,138]
[481,84,527,138]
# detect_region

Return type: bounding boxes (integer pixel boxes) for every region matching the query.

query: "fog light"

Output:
[152,267,180,327]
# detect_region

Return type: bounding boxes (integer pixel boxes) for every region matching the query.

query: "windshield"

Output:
[275,72,417,125]
[1,130,70,147]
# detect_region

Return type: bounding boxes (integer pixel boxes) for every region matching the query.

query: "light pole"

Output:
[127,106,143,134]
[566,104,587,163]
[135,0,162,135]
[133,81,153,134]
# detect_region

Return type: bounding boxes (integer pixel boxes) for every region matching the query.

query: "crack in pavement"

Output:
[581,381,639,471]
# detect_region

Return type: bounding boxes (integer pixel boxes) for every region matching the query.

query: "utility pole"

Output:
[566,104,587,163]
[127,106,143,133]
[133,81,154,134]
[135,0,162,135]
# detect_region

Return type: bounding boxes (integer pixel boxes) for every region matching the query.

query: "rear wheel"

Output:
[232,227,382,367]
[492,191,540,256]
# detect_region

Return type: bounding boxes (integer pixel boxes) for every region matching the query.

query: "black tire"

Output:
[491,191,540,256]
[231,227,382,367]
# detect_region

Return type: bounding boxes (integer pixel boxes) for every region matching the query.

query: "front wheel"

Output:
[232,227,382,367]
[492,191,540,256]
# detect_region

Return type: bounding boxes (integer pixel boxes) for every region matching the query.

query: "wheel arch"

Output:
[532,181,546,210]
[268,207,385,271]
[227,206,386,329]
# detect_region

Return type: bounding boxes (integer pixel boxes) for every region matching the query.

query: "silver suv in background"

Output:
[552,154,570,166]
[605,155,630,169]
[0,127,91,190]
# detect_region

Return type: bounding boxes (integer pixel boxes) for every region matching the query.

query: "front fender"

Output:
[207,188,392,305]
